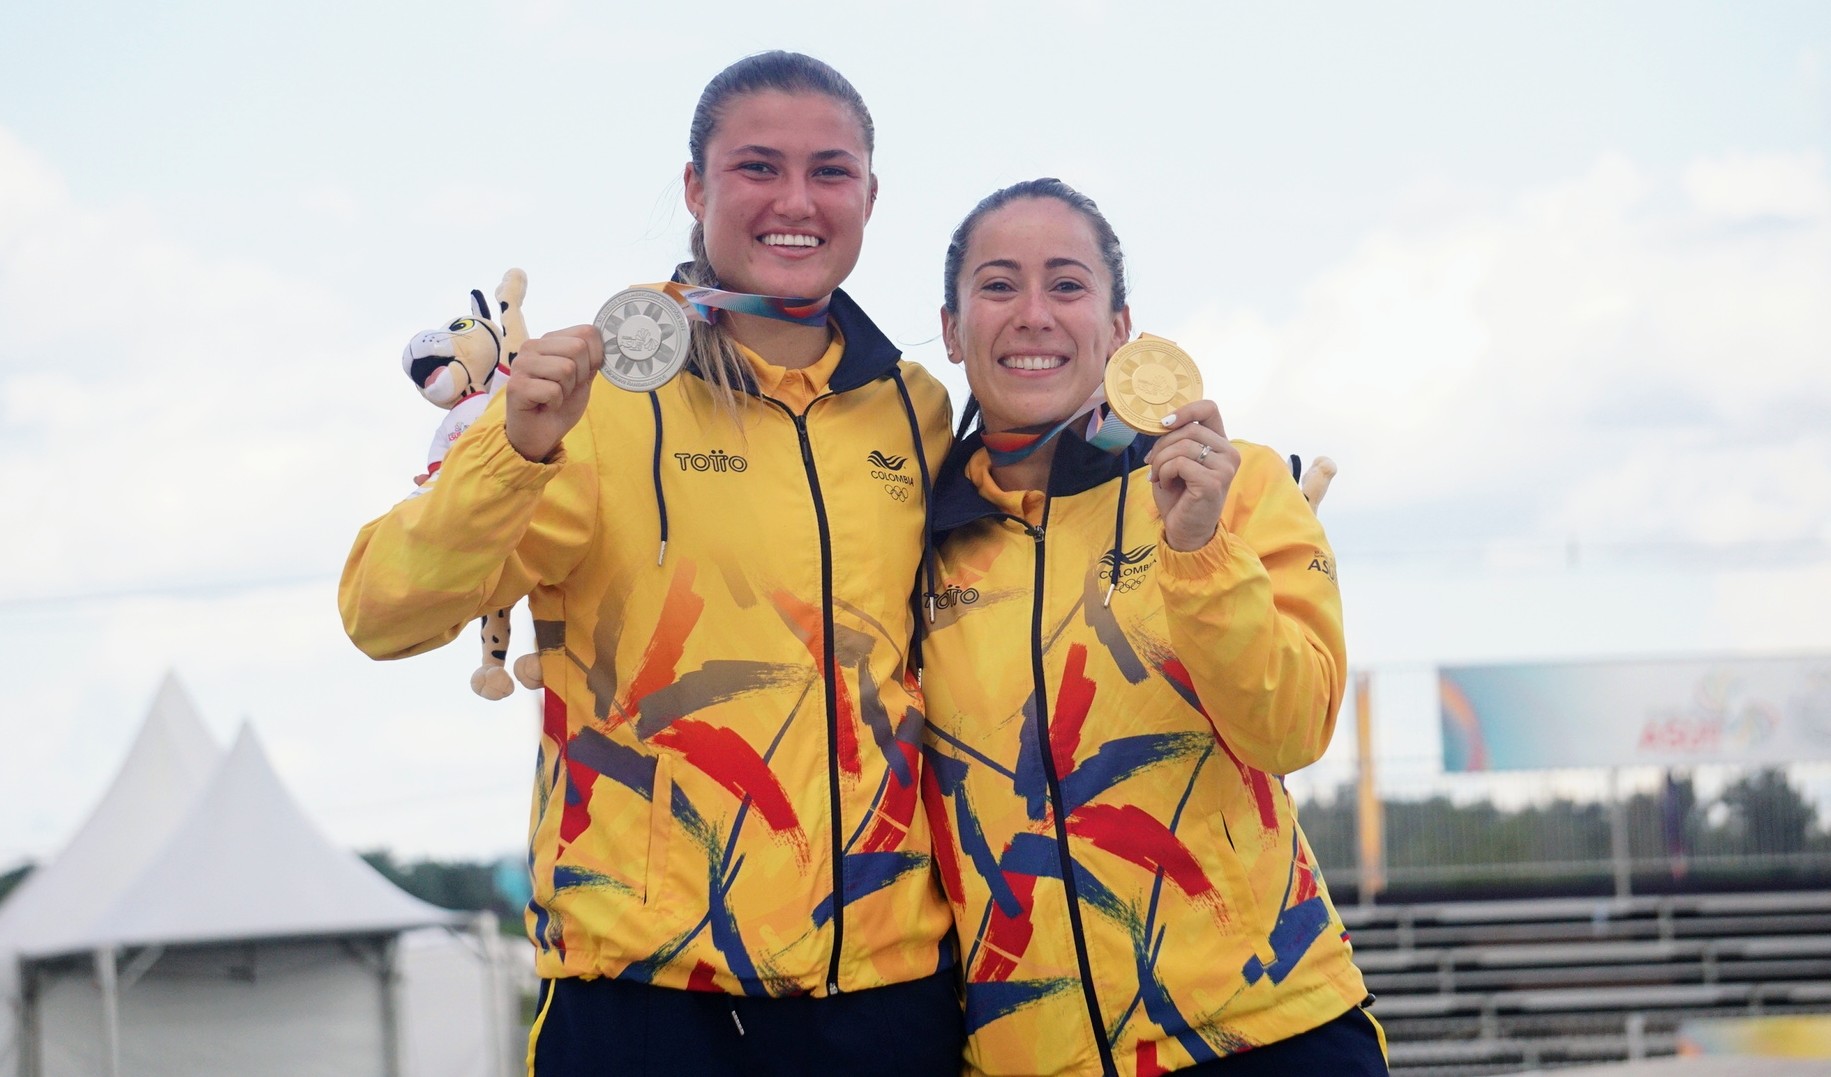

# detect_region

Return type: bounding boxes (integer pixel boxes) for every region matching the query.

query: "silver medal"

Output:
[594,287,691,392]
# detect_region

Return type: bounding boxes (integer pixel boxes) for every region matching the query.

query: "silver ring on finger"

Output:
[1198,443,1213,462]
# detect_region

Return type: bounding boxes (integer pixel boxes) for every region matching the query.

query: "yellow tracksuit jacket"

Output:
[342,290,955,997]
[920,429,1369,1076]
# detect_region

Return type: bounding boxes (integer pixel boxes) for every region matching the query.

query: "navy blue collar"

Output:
[930,425,1159,536]
[824,288,904,392]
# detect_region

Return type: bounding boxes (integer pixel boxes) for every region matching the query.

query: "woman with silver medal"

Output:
[917,179,1387,1077]
[341,52,960,1076]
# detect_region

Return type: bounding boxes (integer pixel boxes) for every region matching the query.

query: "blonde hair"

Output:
[681,225,756,417]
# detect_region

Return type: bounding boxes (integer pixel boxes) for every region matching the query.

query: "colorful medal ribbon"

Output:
[981,386,1138,467]
[636,279,831,327]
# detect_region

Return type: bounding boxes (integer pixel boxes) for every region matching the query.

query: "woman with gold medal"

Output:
[918,178,1387,1076]
[341,52,960,1076]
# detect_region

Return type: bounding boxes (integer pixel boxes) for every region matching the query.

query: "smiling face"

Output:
[943,196,1132,433]
[683,90,877,301]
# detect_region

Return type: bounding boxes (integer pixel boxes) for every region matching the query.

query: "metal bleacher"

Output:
[1343,891,1831,1075]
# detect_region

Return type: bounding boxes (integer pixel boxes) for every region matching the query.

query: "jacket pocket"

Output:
[1207,786,1279,968]
[645,754,673,906]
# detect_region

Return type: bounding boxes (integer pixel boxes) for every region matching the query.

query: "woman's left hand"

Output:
[1145,399,1239,551]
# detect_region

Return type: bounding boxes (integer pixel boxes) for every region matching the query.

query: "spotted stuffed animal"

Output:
[401,268,544,700]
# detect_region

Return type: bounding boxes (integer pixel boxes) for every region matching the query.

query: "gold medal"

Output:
[1103,333,1202,432]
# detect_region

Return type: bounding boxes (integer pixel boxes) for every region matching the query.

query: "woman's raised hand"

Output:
[505,326,605,463]
[1144,399,1239,552]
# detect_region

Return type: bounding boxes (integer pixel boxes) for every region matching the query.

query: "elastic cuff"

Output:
[1156,524,1237,580]
[474,420,567,491]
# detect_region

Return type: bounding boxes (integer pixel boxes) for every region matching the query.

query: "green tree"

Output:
[1717,769,1817,856]
[0,862,31,905]
[1290,783,1355,872]
[361,850,519,923]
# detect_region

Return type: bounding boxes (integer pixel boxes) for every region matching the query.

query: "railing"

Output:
[1342,891,1831,1075]
[1288,761,1831,901]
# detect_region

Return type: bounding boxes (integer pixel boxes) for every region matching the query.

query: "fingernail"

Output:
[1160,413,1176,427]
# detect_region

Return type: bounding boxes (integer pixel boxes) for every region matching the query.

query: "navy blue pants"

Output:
[529,970,965,1077]
[1181,1005,1388,1075]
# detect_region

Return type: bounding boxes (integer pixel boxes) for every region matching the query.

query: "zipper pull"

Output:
[794,415,814,467]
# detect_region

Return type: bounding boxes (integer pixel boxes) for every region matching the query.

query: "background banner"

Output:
[1439,654,1831,772]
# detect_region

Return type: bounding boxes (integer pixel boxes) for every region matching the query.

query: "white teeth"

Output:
[761,234,821,247]
[1000,355,1067,371]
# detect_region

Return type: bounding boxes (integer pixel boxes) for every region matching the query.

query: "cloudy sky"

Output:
[3,1,1828,868]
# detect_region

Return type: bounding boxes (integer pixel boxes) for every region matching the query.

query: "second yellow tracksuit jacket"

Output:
[920,428,1370,1076]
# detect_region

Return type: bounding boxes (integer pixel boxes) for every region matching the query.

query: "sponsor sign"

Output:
[1439,654,1831,771]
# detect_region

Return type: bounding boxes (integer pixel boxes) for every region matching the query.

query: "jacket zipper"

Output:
[782,404,846,995]
[1028,501,1119,1076]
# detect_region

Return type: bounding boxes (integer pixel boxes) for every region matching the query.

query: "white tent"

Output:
[0,674,222,1075]
[0,675,519,1077]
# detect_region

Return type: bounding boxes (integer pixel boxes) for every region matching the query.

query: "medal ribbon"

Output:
[981,386,1138,467]
[636,280,831,327]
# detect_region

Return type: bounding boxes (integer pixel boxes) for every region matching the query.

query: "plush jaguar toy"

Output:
[402,268,543,699]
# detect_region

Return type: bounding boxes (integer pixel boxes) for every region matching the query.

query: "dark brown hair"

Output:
[943,177,1127,314]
